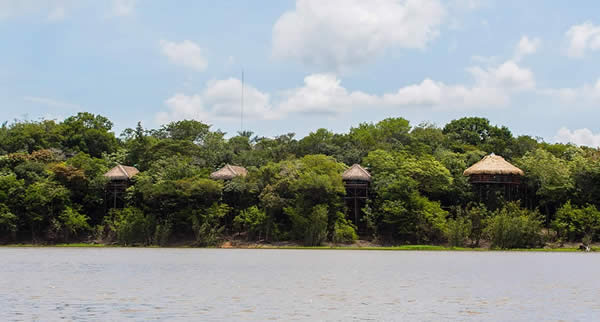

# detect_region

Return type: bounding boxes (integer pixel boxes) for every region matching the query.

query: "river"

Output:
[1,248,599,321]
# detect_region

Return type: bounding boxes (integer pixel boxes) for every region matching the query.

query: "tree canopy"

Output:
[1,113,598,248]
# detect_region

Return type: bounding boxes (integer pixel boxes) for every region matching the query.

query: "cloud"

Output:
[157,78,277,124]
[23,96,80,109]
[514,36,541,61]
[278,74,377,115]
[383,61,533,109]
[383,79,508,109]
[281,59,535,111]
[468,60,535,91]
[159,40,208,71]
[157,58,536,123]
[112,0,137,16]
[450,0,487,10]
[541,78,600,103]
[272,0,445,71]
[566,22,600,58]
[554,127,600,148]
[0,0,74,21]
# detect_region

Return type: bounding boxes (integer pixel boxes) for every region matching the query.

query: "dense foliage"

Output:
[1,113,599,248]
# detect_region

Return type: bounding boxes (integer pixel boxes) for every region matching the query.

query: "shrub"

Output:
[332,215,358,244]
[465,203,490,247]
[0,204,17,235]
[553,202,600,242]
[58,207,91,241]
[485,202,543,249]
[191,203,229,246]
[445,217,471,247]
[153,220,172,246]
[233,206,269,241]
[286,204,328,246]
[108,207,155,246]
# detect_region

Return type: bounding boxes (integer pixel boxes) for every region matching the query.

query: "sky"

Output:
[1,0,600,147]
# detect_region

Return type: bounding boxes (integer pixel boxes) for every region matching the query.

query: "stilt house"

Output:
[342,164,371,232]
[104,165,139,209]
[210,164,248,180]
[463,153,524,204]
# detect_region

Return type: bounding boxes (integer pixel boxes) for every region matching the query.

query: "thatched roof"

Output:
[210,164,248,180]
[463,153,524,176]
[342,164,371,182]
[104,165,139,180]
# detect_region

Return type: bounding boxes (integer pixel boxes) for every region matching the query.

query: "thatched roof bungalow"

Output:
[342,164,371,232]
[210,164,248,180]
[342,164,371,182]
[104,165,139,209]
[463,153,523,184]
[104,165,139,181]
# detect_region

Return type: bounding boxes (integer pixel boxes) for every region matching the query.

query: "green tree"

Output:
[24,179,71,239]
[59,112,118,157]
[553,202,600,242]
[485,202,543,249]
[517,149,574,221]
[283,155,348,245]
[364,149,448,243]
[191,203,230,246]
[58,207,91,241]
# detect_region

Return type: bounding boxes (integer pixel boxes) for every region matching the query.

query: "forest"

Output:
[1,112,599,249]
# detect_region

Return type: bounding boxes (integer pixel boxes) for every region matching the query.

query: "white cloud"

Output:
[157,58,536,123]
[450,0,486,10]
[554,127,600,148]
[157,78,276,124]
[272,0,445,71]
[383,79,508,108]
[278,74,377,115]
[514,36,541,61]
[468,60,535,91]
[159,40,208,71]
[0,0,73,21]
[112,0,137,16]
[542,78,600,103]
[566,22,600,58]
[23,96,80,109]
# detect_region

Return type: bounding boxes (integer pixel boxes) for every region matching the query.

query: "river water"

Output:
[1,248,599,321]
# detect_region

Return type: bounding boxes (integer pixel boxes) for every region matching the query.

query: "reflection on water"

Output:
[1,248,599,321]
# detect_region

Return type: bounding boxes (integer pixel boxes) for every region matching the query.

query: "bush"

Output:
[553,201,600,242]
[108,207,155,246]
[333,215,358,244]
[465,203,490,247]
[153,220,172,246]
[485,203,543,249]
[191,203,229,246]
[58,207,91,241]
[0,204,17,237]
[445,217,471,247]
[286,204,328,246]
[233,206,269,241]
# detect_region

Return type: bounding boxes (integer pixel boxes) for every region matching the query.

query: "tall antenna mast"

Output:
[241,68,244,132]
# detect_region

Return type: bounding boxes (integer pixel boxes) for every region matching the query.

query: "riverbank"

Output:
[2,241,596,252]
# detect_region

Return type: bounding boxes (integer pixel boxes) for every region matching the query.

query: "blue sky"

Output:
[2,0,600,147]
